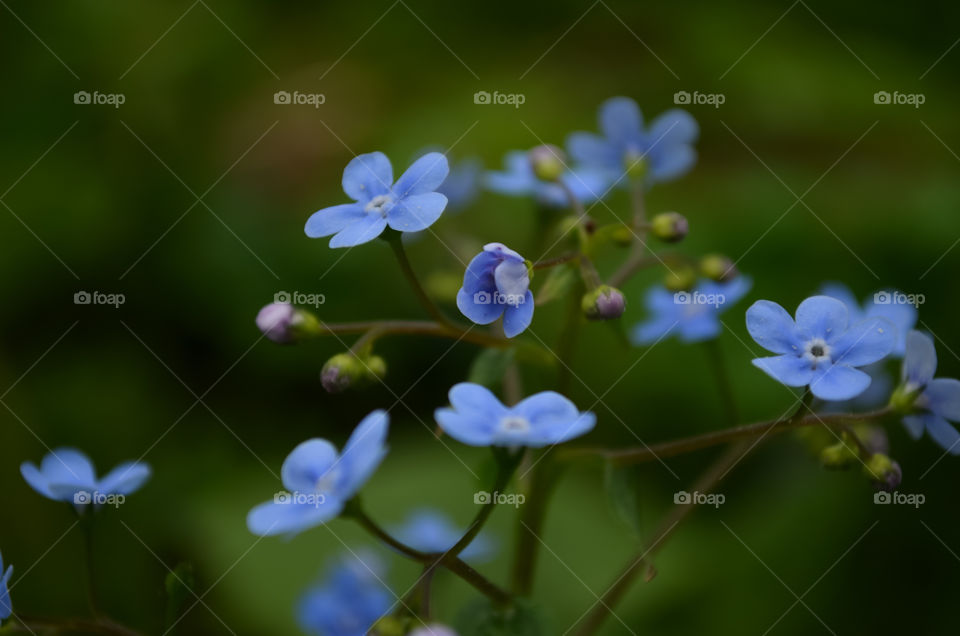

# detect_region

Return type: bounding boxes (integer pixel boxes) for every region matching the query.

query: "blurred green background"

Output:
[2,0,959,634]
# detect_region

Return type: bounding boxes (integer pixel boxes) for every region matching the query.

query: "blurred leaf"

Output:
[535,263,578,306]
[164,562,196,632]
[604,460,644,537]
[468,348,516,389]
[456,598,547,636]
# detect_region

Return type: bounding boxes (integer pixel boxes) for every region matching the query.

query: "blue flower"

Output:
[21,448,151,506]
[819,283,918,357]
[438,157,482,211]
[305,152,449,248]
[247,411,388,537]
[392,509,494,561]
[486,150,608,208]
[435,383,595,448]
[746,296,897,401]
[900,331,960,454]
[631,277,752,345]
[566,97,698,185]
[456,243,534,338]
[298,551,391,636]
[0,550,11,621]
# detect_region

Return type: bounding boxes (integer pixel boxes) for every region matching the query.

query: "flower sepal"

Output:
[863,453,902,492]
[889,382,923,415]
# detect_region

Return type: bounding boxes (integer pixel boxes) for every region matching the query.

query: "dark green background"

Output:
[1,0,958,634]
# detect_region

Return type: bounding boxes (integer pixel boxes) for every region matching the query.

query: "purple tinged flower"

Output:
[21,448,151,506]
[631,277,752,345]
[297,551,391,636]
[305,152,449,248]
[456,243,534,338]
[899,330,960,454]
[247,411,389,537]
[566,97,698,185]
[435,383,595,448]
[819,282,918,357]
[0,550,11,621]
[485,150,609,208]
[256,302,296,343]
[392,509,494,561]
[746,296,897,401]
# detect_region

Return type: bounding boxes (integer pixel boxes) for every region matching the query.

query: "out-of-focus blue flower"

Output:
[392,509,494,561]
[566,97,698,186]
[247,411,389,537]
[900,331,960,454]
[486,150,608,208]
[0,550,11,621]
[456,243,533,338]
[439,157,483,211]
[819,283,918,357]
[21,448,151,506]
[747,296,896,401]
[435,383,595,448]
[298,551,391,636]
[305,152,449,248]
[631,277,752,345]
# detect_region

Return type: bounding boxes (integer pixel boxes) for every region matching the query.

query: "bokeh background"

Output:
[1,0,959,633]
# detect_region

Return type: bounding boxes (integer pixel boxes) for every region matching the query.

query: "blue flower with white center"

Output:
[0,550,11,621]
[631,277,752,345]
[435,383,596,448]
[486,150,609,208]
[819,283,918,357]
[456,243,534,338]
[392,508,494,561]
[899,331,960,454]
[247,410,388,537]
[566,97,698,186]
[746,296,897,401]
[297,551,391,636]
[305,152,449,248]
[21,448,151,506]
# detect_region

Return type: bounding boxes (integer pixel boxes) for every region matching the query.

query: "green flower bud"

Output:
[370,615,407,636]
[700,253,737,282]
[581,285,626,321]
[610,224,634,246]
[863,453,902,492]
[529,144,566,181]
[663,266,697,292]
[650,212,689,243]
[820,441,858,469]
[321,353,386,393]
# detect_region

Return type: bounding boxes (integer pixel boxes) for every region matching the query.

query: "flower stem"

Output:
[384,231,453,327]
[608,182,650,287]
[702,340,738,425]
[80,514,100,617]
[532,252,580,270]
[12,616,144,635]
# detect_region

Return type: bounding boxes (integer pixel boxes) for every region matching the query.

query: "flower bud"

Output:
[663,266,697,292]
[256,303,319,344]
[820,441,858,469]
[864,453,902,492]
[610,224,634,246]
[581,285,626,321]
[321,353,386,393]
[370,616,407,636]
[700,254,737,282]
[529,144,566,182]
[649,212,688,243]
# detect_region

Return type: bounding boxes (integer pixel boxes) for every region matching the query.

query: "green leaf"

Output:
[456,598,548,636]
[535,263,578,306]
[467,348,516,389]
[164,562,196,632]
[604,460,644,536]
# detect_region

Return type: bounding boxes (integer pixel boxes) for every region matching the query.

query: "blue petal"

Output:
[281,439,339,494]
[434,408,496,446]
[247,499,344,537]
[866,299,917,357]
[0,564,10,620]
[560,170,607,203]
[484,242,524,263]
[923,378,960,421]
[448,383,507,418]
[925,413,960,454]
[339,410,389,499]
[486,151,536,196]
[631,314,678,345]
[460,250,499,297]
[494,260,530,303]
[818,282,864,322]
[646,109,699,147]
[599,97,643,141]
[650,144,696,182]
[97,462,151,496]
[22,448,98,501]
[830,318,896,367]
[342,152,392,202]
[903,330,937,386]
[902,414,928,440]
[502,290,534,337]
[795,296,848,341]
[712,276,753,311]
[386,192,447,232]
[746,300,800,354]
[393,152,449,198]
[456,288,504,325]
[809,364,871,401]
[752,355,815,386]
[567,132,616,168]
[305,203,365,238]
[328,214,387,248]
[677,312,721,342]
[513,392,595,446]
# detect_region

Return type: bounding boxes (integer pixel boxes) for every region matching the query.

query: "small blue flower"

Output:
[438,157,483,211]
[0,550,11,621]
[435,383,595,448]
[746,295,897,401]
[392,508,494,561]
[819,283,918,357]
[298,551,391,636]
[21,448,151,506]
[456,243,534,338]
[900,330,960,454]
[486,150,608,208]
[631,277,752,345]
[566,97,698,185]
[305,152,449,248]
[247,411,389,537]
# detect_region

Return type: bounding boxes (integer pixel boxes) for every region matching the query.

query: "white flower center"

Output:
[364,194,394,216]
[802,337,832,366]
[314,469,340,495]
[498,415,531,435]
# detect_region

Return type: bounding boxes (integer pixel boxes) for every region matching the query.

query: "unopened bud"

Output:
[700,254,737,282]
[321,353,386,393]
[256,303,319,344]
[610,224,634,246]
[370,616,407,636]
[663,266,697,292]
[820,442,858,469]
[650,212,688,243]
[529,144,566,181]
[864,453,902,492]
[581,285,626,321]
